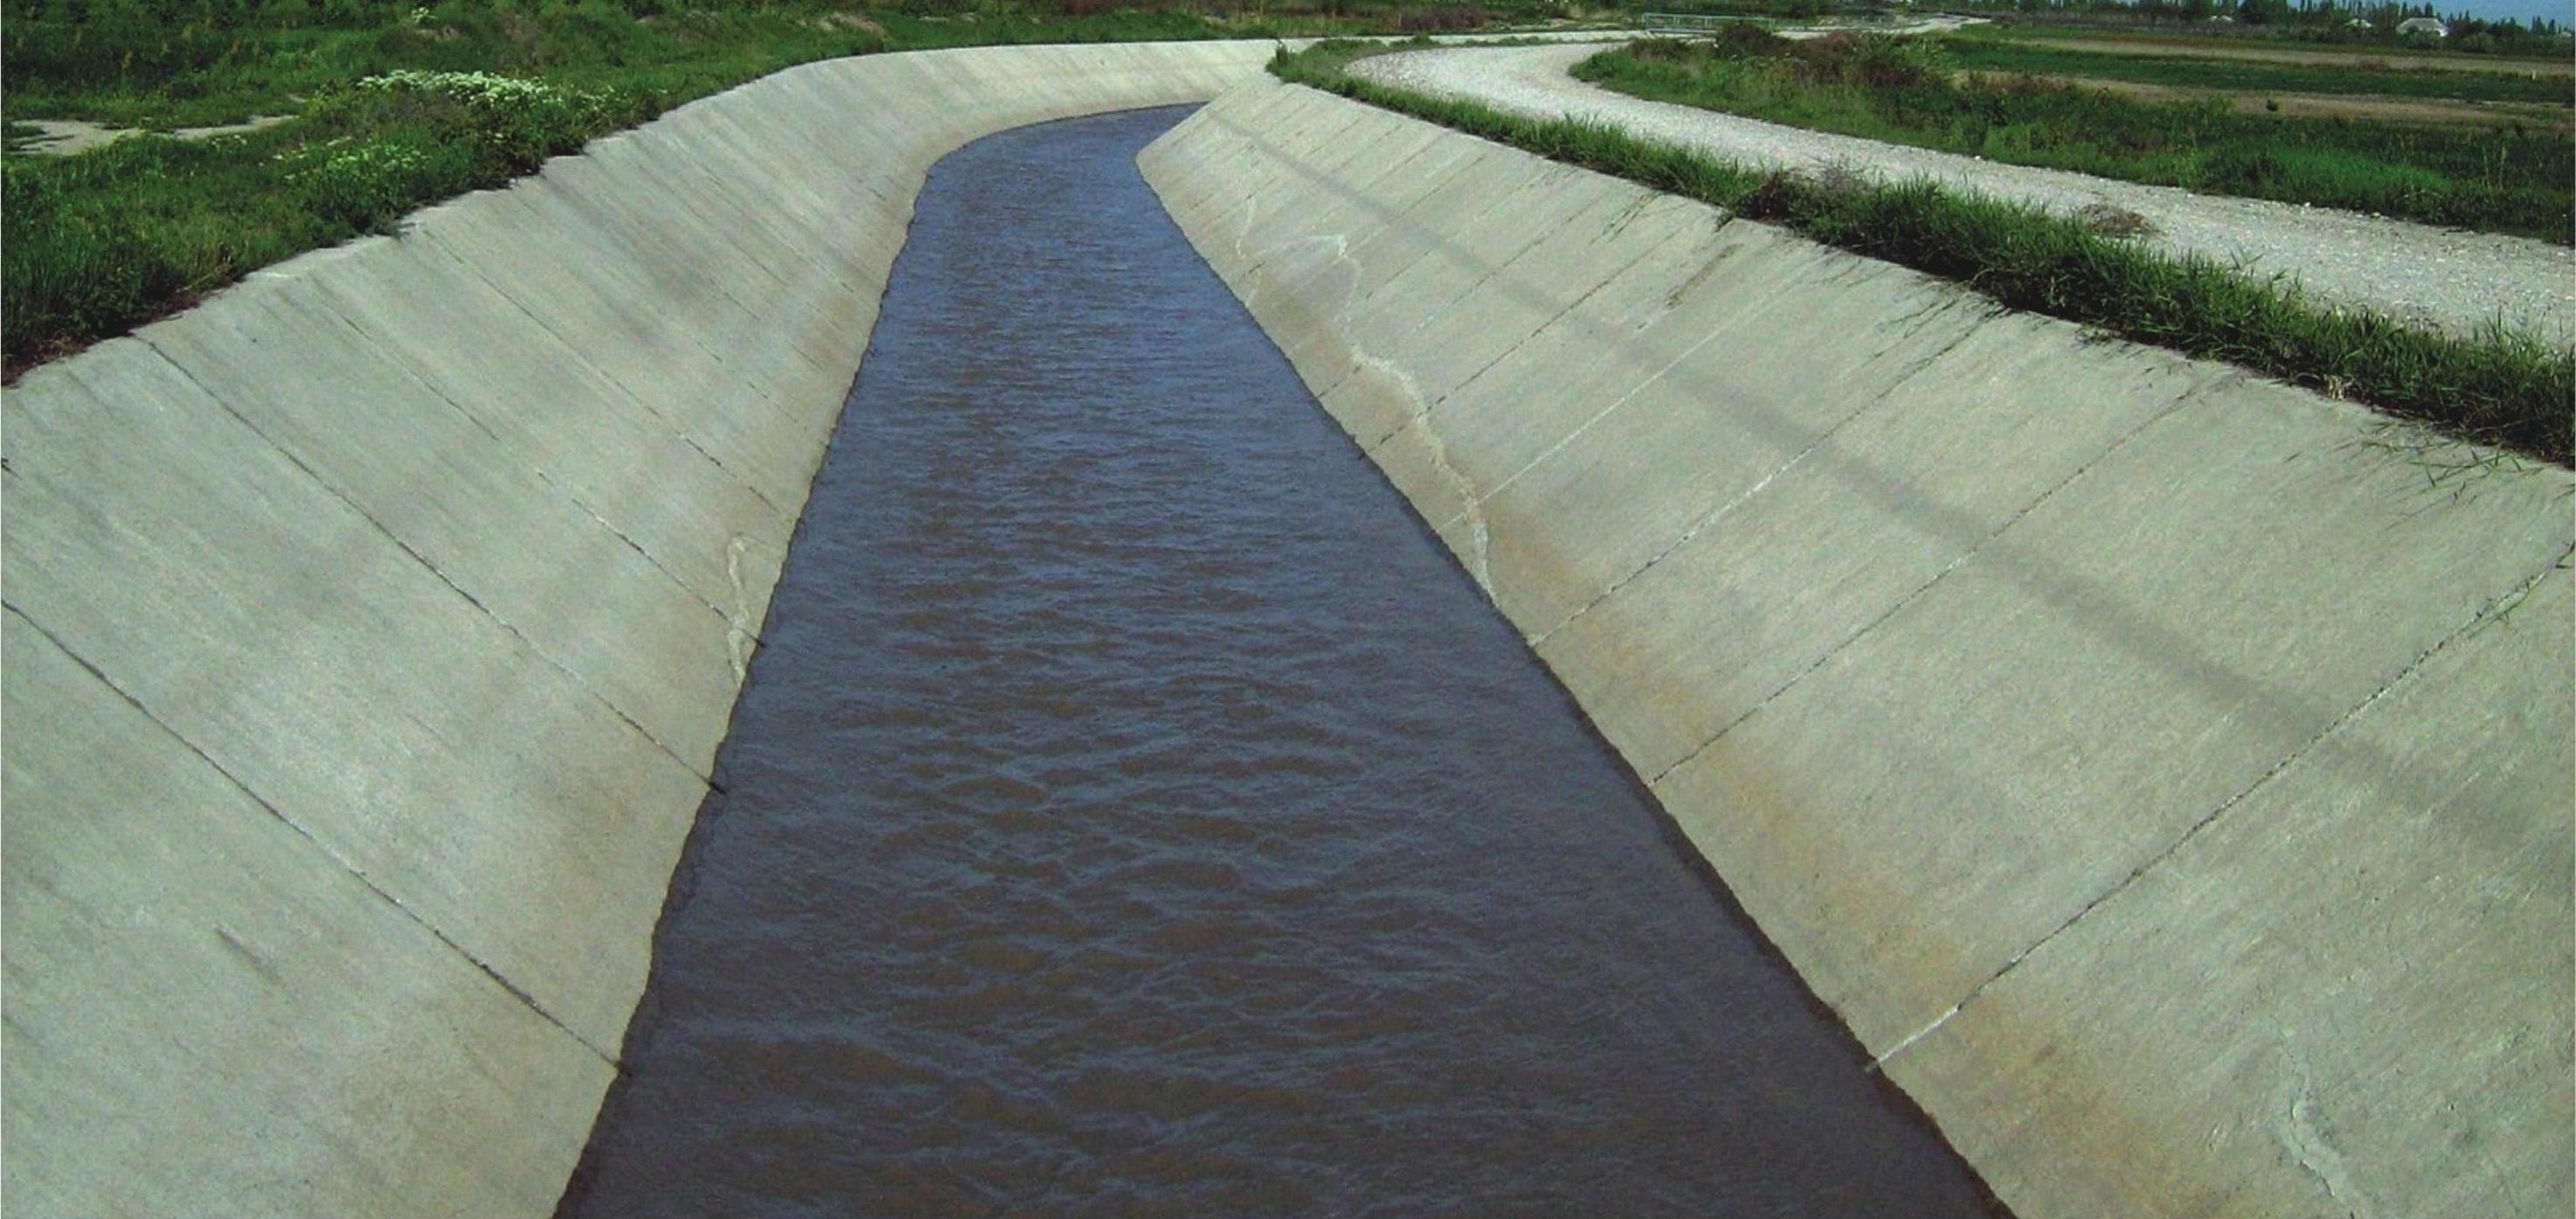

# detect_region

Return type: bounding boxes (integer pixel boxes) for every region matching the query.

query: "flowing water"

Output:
[557,105,2000,1218]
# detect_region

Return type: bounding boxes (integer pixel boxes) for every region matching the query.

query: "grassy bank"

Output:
[0,0,1546,373]
[1271,41,2572,467]
[1568,32,2572,241]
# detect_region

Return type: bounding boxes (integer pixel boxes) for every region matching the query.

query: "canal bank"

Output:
[2,43,1269,1217]
[1139,79,2574,1219]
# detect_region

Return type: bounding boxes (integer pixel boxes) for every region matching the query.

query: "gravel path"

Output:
[11,114,294,156]
[1350,43,2576,345]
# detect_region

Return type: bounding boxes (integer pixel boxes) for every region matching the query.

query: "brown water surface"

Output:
[557,105,2003,1219]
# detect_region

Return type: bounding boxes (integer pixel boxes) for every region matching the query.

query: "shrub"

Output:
[1789,31,1949,89]
[1396,6,1492,33]
[287,135,453,230]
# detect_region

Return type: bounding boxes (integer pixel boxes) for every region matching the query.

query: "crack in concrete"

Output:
[2,603,621,1069]
[1870,549,2570,1075]
[724,534,759,686]
[1409,404,1494,594]
[2281,1035,2376,1219]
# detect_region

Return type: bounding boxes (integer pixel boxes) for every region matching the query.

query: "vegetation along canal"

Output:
[557,105,1998,1217]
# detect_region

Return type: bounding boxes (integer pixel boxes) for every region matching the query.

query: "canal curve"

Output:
[556,104,1999,1218]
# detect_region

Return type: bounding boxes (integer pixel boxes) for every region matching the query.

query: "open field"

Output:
[1992,31,2576,77]
[1941,36,2574,105]
[1981,75,2572,133]
[1285,40,2573,466]
[1572,32,2573,240]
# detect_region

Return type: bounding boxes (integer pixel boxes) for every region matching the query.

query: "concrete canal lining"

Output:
[1139,79,2574,1219]
[0,42,1267,1217]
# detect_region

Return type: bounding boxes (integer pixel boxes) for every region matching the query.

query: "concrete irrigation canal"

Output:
[557,103,1992,1218]
[3,40,2569,1219]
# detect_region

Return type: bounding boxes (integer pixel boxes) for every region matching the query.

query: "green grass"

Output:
[1,0,1561,372]
[1568,33,2573,241]
[0,2,1388,128]
[1935,35,2575,108]
[1271,41,2573,467]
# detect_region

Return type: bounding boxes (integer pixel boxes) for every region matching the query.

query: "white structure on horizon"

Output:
[2395,16,2448,36]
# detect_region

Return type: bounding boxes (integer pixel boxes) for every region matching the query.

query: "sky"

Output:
[2445,0,2574,24]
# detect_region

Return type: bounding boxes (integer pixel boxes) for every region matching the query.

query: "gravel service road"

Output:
[1348,43,2576,345]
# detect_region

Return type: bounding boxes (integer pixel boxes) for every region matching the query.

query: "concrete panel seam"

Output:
[1640,377,2200,790]
[1430,217,1755,544]
[132,338,718,788]
[1870,542,2576,1074]
[643,218,837,379]
[1374,211,1693,455]
[1310,215,1603,412]
[0,601,620,1068]
[427,245,790,522]
[321,307,746,641]
[1524,377,1845,649]
[1227,119,1491,310]
[602,156,825,301]
[1521,293,1996,649]
[1448,258,1983,559]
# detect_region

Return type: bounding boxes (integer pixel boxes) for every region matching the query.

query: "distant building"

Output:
[2396,16,2448,36]
[2345,17,2374,28]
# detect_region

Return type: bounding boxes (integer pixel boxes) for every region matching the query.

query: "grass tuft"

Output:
[1271,42,2572,467]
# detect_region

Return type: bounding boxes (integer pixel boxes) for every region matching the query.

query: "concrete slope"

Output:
[0,41,1267,1218]
[1140,80,2574,1219]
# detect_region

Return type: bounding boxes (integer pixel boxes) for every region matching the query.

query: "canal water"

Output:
[557,105,1999,1218]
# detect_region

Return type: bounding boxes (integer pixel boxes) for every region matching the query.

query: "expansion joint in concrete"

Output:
[1451,322,1735,558]
[1869,547,2573,1077]
[134,342,718,789]
[436,248,790,523]
[324,308,749,640]
[1525,350,1858,651]
[1526,295,1996,650]
[651,163,808,297]
[1340,204,1599,427]
[0,602,620,1070]
[1406,223,1689,444]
